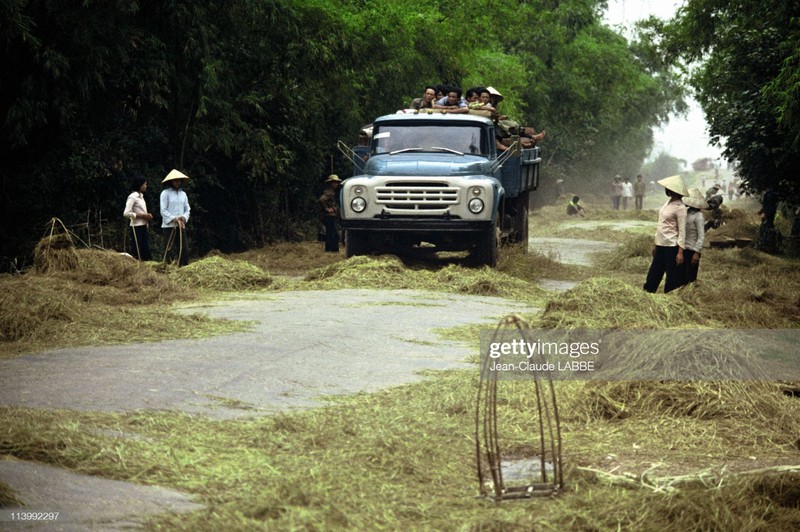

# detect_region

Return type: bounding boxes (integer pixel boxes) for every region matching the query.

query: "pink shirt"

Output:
[655,198,686,248]
[123,192,148,227]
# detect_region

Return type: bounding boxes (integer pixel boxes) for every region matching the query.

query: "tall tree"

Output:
[650,0,800,202]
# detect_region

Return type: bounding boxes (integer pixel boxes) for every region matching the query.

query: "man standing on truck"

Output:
[409,86,436,110]
[319,174,342,253]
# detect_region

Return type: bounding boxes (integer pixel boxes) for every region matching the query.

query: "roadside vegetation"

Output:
[2,203,799,529]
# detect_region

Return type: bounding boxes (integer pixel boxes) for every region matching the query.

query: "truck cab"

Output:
[340,112,539,266]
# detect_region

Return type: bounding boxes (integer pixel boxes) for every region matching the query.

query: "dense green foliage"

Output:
[1,0,680,266]
[648,0,800,203]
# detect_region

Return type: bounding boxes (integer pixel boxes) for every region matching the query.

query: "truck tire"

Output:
[345,230,368,258]
[473,222,499,267]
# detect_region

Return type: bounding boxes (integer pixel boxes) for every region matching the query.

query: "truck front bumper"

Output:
[342,217,493,233]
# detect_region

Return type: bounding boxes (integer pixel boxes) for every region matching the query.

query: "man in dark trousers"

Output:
[319,174,341,252]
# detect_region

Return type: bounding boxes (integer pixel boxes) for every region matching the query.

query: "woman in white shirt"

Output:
[123,175,153,261]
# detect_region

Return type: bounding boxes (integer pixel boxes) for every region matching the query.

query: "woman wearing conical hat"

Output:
[160,169,191,266]
[643,174,688,294]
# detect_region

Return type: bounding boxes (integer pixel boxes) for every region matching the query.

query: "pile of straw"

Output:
[541,277,712,329]
[593,329,777,381]
[172,256,272,291]
[579,380,800,430]
[33,232,79,273]
[304,255,542,300]
[0,276,79,342]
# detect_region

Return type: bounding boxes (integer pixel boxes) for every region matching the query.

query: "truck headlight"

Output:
[468,198,484,214]
[351,197,367,213]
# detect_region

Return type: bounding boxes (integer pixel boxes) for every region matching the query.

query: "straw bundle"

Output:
[172,256,272,291]
[33,233,79,273]
[594,329,771,382]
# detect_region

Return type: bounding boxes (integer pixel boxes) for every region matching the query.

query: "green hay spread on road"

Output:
[541,277,711,328]
[303,255,543,301]
[171,256,272,291]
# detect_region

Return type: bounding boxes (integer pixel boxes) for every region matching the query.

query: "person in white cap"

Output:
[682,188,706,285]
[160,169,191,266]
[643,174,688,293]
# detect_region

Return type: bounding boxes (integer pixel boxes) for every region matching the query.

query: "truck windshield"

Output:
[371,124,489,156]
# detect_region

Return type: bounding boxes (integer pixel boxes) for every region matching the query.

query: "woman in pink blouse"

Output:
[643,175,688,294]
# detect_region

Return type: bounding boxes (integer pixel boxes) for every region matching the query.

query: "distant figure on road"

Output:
[644,175,687,294]
[611,175,623,210]
[633,174,646,210]
[319,174,342,253]
[621,176,633,210]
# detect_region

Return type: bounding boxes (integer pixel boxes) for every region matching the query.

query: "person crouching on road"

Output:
[160,169,191,267]
[319,174,341,253]
[123,175,153,261]
[566,196,586,217]
[682,188,706,286]
[644,174,688,294]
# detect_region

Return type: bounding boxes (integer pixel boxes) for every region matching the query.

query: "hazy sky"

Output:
[603,0,725,166]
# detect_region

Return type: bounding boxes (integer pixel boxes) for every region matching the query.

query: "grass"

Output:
[1,374,798,529]
[2,206,800,528]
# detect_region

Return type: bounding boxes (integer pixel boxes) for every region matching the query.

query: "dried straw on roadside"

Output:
[172,256,272,291]
[34,232,79,273]
[541,277,714,329]
[304,255,542,300]
[0,276,80,342]
[594,329,773,382]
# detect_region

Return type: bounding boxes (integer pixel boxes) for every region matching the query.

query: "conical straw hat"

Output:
[657,174,687,196]
[683,188,706,209]
[162,169,190,184]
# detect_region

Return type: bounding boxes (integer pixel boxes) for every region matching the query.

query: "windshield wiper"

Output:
[389,147,425,155]
[388,146,466,156]
[430,146,464,155]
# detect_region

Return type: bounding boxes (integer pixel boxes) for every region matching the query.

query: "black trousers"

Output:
[644,245,682,293]
[683,250,700,285]
[129,225,151,261]
[322,216,339,252]
[162,226,189,266]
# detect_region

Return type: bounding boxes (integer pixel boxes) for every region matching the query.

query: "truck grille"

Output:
[375,182,459,210]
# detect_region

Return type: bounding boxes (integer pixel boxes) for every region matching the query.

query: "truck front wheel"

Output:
[345,230,369,258]
[473,222,499,267]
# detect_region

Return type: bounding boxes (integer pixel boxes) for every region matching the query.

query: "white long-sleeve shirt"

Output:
[684,209,705,253]
[123,192,148,227]
[654,198,687,248]
[160,188,190,228]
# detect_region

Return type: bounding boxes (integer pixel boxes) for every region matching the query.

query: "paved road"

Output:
[0,288,537,529]
[0,289,537,418]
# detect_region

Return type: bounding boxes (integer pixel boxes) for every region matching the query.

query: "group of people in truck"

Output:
[407,84,545,152]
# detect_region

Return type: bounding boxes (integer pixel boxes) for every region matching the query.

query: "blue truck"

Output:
[338,112,541,266]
